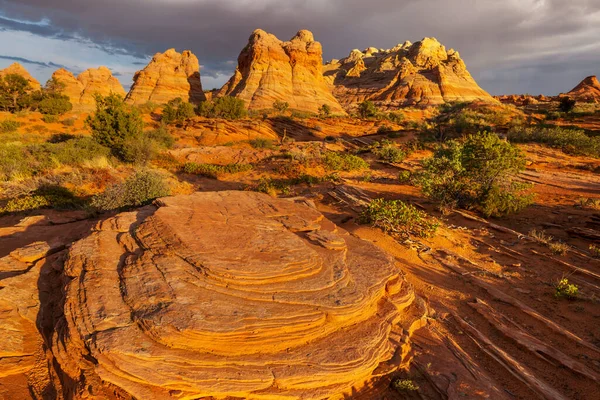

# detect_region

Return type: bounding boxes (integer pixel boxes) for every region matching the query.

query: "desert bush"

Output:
[322,151,369,171]
[61,117,76,127]
[549,241,569,256]
[183,162,253,178]
[358,100,378,119]
[0,74,31,112]
[318,104,331,118]
[377,124,393,134]
[162,97,195,125]
[249,138,275,149]
[398,170,412,183]
[86,94,144,161]
[372,141,406,163]
[386,111,405,124]
[42,114,59,124]
[529,228,553,244]
[417,132,533,217]
[558,97,576,113]
[555,278,578,299]
[197,96,247,119]
[146,124,175,149]
[273,100,289,114]
[0,185,83,214]
[360,198,439,238]
[37,94,72,115]
[91,170,170,211]
[507,126,600,157]
[576,197,600,210]
[0,120,20,133]
[393,379,419,392]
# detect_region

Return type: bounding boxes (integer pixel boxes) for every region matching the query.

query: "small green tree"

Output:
[86,94,144,161]
[273,100,289,114]
[37,93,72,115]
[417,131,533,217]
[197,96,247,119]
[318,104,332,118]
[558,97,576,113]
[358,100,378,119]
[0,74,31,112]
[162,97,195,125]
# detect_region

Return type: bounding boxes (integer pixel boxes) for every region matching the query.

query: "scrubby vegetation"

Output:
[162,97,195,125]
[249,138,275,149]
[357,100,377,119]
[0,74,73,115]
[361,198,439,238]
[183,162,253,178]
[555,278,578,299]
[371,140,407,163]
[322,151,369,171]
[91,170,170,211]
[417,132,533,217]
[273,100,289,114]
[507,126,600,157]
[197,96,247,119]
[393,379,420,392]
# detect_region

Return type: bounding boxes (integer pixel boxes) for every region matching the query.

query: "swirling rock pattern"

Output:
[54,191,416,399]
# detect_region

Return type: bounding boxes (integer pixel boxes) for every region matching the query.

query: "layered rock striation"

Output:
[324,37,494,109]
[125,49,206,105]
[0,63,41,91]
[219,29,346,114]
[52,67,126,110]
[565,76,600,103]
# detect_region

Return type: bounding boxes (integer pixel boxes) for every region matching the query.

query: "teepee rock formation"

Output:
[52,67,126,110]
[0,63,41,91]
[324,37,494,109]
[565,76,600,103]
[125,49,206,105]
[219,29,346,114]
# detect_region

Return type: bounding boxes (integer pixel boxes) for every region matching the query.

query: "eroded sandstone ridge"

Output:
[125,49,206,105]
[52,67,126,110]
[323,37,494,109]
[0,192,418,399]
[565,75,600,103]
[0,62,41,90]
[219,29,346,114]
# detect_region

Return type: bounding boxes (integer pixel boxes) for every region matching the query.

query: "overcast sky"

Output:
[0,0,598,94]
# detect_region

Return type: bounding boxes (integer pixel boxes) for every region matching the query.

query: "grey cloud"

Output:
[0,54,67,69]
[0,0,598,95]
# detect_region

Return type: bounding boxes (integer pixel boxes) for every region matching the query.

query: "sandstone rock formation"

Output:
[1,192,418,399]
[52,67,126,110]
[565,76,600,103]
[0,63,41,91]
[125,49,206,105]
[323,37,494,109]
[219,29,346,114]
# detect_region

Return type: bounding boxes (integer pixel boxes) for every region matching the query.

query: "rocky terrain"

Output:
[218,29,346,114]
[52,67,126,111]
[565,75,600,103]
[0,63,41,91]
[125,49,206,105]
[323,38,494,109]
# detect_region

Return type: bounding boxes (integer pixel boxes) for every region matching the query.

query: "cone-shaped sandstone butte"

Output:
[323,37,494,109]
[0,63,41,91]
[125,48,206,105]
[565,75,600,103]
[219,29,346,114]
[52,67,126,111]
[0,191,421,399]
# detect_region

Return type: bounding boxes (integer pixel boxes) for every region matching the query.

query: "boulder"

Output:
[324,37,495,109]
[125,49,206,105]
[565,76,600,103]
[218,29,346,115]
[52,67,126,110]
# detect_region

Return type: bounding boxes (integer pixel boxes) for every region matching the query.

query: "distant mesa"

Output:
[0,62,41,91]
[52,67,126,111]
[218,29,346,114]
[323,37,495,109]
[125,48,206,105]
[564,75,600,103]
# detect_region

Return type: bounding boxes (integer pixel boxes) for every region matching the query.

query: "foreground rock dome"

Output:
[44,191,416,399]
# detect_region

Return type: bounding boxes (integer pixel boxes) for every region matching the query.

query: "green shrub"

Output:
[162,97,195,124]
[507,126,600,157]
[42,114,59,123]
[322,151,369,171]
[86,94,144,161]
[358,100,378,119]
[273,100,289,114]
[360,198,439,238]
[0,185,83,214]
[183,162,253,178]
[197,96,247,119]
[387,111,405,124]
[91,170,170,211]
[146,124,175,149]
[555,278,578,299]
[249,138,275,149]
[0,74,31,112]
[417,132,533,217]
[0,120,20,133]
[558,97,576,113]
[319,104,331,118]
[398,170,412,183]
[37,93,73,115]
[373,142,406,163]
[290,110,314,119]
[377,124,393,134]
[61,118,76,127]
[393,379,419,392]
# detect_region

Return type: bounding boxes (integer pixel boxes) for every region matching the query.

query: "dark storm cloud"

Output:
[0,54,67,69]
[0,0,599,94]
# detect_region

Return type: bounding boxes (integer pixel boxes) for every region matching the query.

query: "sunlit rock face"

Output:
[219,29,346,115]
[50,191,416,399]
[324,37,495,109]
[125,48,206,105]
[0,63,41,91]
[565,76,600,103]
[52,67,126,110]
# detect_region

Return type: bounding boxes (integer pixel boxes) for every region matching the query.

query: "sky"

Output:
[0,0,599,95]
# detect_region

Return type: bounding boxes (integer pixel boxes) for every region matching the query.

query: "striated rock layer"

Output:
[52,67,126,110]
[565,75,600,103]
[0,63,41,91]
[125,49,206,105]
[219,29,346,115]
[324,37,494,109]
[46,191,416,399]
